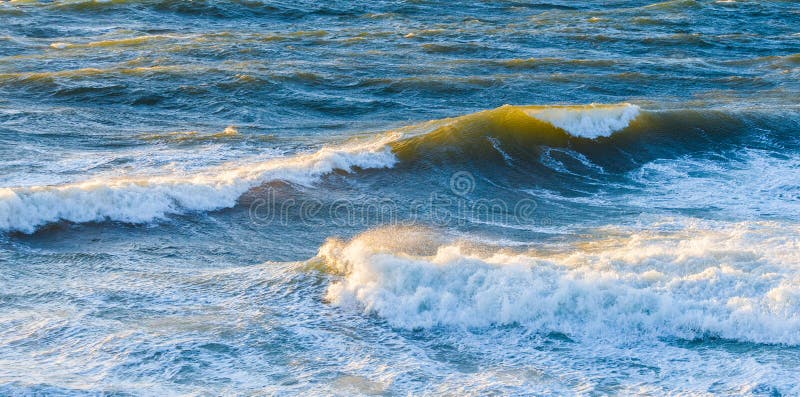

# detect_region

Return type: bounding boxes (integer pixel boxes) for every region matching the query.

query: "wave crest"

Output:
[392,103,642,159]
[524,103,640,138]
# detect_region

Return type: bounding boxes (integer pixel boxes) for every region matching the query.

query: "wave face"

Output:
[390,103,765,168]
[319,224,800,345]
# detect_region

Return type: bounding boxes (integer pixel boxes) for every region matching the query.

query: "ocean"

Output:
[1,0,799,395]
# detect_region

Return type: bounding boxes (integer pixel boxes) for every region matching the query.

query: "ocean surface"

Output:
[1,0,800,395]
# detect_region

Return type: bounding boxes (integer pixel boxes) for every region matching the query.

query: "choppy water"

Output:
[2,0,800,395]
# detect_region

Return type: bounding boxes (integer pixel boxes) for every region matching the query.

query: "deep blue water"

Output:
[1,0,800,395]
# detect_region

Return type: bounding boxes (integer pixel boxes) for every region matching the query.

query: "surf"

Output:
[314,223,800,345]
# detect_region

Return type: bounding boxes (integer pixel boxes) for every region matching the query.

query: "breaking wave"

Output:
[0,137,397,233]
[316,224,800,345]
[1,103,787,233]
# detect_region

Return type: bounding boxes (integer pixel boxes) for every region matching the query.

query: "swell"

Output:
[136,126,274,144]
[1,103,792,233]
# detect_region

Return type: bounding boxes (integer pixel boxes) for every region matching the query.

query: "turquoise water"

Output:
[1,0,800,395]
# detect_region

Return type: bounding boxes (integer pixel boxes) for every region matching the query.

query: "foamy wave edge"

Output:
[524,103,640,138]
[0,137,398,233]
[318,224,800,345]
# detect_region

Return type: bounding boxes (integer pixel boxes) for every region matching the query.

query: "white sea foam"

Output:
[0,136,398,233]
[321,223,800,345]
[525,103,640,138]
